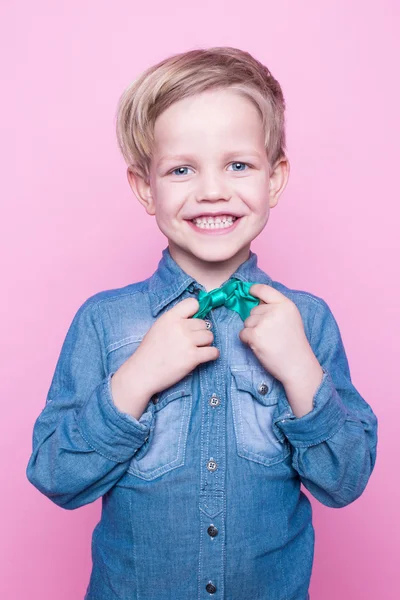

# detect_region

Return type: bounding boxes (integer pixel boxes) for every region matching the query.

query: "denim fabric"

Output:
[26,246,378,600]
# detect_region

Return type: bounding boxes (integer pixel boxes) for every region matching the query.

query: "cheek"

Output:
[153,183,174,213]
[241,180,270,213]
[153,185,184,227]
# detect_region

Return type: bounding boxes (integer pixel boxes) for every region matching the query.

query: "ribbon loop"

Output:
[190,278,260,321]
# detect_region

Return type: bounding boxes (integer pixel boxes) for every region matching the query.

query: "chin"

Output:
[191,244,248,262]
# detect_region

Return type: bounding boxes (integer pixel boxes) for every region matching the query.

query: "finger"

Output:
[243,315,258,328]
[249,283,289,305]
[238,328,249,345]
[196,345,220,363]
[192,329,214,346]
[172,296,200,318]
[248,302,270,316]
[188,317,210,330]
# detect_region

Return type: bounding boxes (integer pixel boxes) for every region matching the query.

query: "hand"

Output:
[238,283,320,386]
[113,297,219,412]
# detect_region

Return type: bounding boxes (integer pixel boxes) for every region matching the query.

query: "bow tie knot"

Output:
[190,278,260,321]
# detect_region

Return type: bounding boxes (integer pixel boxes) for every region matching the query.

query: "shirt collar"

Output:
[148,245,273,318]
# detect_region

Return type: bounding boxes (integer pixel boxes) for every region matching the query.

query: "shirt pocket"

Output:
[127,374,193,481]
[230,365,291,466]
[107,336,193,481]
[106,334,144,374]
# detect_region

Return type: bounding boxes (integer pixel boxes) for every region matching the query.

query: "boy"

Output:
[26,47,378,600]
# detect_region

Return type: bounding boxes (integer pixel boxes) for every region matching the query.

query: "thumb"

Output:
[249,283,286,304]
[172,296,200,319]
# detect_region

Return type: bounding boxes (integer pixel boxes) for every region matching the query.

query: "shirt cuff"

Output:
[272,368,348,448]
[75,373,155,462]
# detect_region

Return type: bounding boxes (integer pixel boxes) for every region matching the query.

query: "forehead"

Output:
[153,89,264,154]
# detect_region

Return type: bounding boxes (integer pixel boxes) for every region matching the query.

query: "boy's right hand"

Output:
[110,297,219,419]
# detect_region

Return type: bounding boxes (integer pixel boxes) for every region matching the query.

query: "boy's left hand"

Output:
[239,283,320,386]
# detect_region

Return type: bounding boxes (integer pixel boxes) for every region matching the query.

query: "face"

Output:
[128,87,289,286]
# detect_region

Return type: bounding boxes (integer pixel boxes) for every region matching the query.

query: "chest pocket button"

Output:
[258,382,269,395]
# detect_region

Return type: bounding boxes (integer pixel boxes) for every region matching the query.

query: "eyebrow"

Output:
[157,150,262,167]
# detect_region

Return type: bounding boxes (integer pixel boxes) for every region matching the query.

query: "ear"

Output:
[269,156,290,209]
[126,167,156,216]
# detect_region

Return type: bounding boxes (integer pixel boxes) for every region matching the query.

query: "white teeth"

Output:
[191,215,237,229]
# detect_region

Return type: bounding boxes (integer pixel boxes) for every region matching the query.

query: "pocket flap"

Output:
[151,373,192,411]
[230,365,280,406]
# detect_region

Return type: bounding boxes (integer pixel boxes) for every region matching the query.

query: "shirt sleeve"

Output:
[272,297,378,508]
[26,298,155,510]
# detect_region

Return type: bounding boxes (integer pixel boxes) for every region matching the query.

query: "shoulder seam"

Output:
[293,290,327,307]
[80,287,148,312]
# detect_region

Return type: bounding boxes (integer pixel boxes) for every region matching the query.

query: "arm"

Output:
[272,298,378,508]
[26,298,155,510]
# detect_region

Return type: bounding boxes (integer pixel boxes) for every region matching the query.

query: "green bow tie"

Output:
[190,278,260,321]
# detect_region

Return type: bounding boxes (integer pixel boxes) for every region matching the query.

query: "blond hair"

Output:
[115,46,286,182]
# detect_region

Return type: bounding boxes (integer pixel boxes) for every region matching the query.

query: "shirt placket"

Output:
[197,311,230,599]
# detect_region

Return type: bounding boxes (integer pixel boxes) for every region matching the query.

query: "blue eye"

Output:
[171,166,192,176]
[229,162,249,172]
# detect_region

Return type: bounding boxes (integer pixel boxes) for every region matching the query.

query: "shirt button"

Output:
[209,394,220,407]
[207,460,217,472]
[207,525,218,537]
[206,582,217,594]
[151,394,159,404]
[258,382,269,395]
[204,319,212,330]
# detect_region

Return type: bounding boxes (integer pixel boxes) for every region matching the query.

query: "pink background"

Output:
[2,1,398,598]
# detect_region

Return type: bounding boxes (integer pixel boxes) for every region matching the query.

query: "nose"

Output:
[194,168,232,203]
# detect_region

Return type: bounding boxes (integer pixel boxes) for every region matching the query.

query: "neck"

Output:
[168,243,251,292]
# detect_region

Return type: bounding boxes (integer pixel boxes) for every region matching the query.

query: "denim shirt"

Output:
[26,246,378,600]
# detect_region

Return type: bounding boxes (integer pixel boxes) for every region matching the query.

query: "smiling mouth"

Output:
[190,216,239,229]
